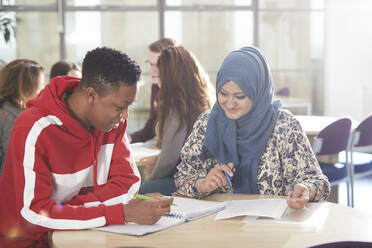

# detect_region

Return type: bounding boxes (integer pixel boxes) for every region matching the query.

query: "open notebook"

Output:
[95,197,226,236]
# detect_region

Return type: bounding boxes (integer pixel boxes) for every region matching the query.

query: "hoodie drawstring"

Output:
[90,134,98,190]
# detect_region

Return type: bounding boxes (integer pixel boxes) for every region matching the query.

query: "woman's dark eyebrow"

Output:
[233,92,245,96]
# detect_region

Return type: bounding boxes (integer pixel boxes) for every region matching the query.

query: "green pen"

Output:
[133,193,177,206]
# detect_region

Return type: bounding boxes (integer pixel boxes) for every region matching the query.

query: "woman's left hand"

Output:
[287,183,310,209]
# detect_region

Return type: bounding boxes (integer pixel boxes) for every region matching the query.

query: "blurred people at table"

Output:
[139,46,215,196]
[174,46,330,209]
[0,59,45,174]
[49,60,81,80]
[129,38,176,143]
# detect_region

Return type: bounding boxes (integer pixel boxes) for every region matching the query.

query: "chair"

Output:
[312,118,352,204]
[308,241,372,248]
[341,114,372,207]
[275,87,290,97]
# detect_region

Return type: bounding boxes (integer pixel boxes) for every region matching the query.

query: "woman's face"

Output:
[148,51,161,86]
[217,80,253,120]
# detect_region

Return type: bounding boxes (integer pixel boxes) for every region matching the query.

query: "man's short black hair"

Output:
[79,47,141,95]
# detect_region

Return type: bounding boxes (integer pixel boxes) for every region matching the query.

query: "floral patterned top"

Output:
[173,109,330,201]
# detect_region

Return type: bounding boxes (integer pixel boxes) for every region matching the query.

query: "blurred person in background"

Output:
[139,46,215,196]
[49,60,81,80]
[0,59,45,174]
[129,38,176,143]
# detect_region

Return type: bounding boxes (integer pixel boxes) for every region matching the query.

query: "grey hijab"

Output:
[204,46,281,193]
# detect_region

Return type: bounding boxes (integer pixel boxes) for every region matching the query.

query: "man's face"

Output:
[148,51,161,86]
[87,83,137,132]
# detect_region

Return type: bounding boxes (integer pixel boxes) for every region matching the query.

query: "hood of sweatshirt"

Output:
[26,76,128,189]
[27,76,99,139]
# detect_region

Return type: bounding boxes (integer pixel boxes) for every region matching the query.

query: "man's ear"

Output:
[86,87,98,104]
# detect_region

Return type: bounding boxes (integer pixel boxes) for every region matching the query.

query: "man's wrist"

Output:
[122,204,132,223]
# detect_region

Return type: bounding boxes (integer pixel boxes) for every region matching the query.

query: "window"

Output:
[0,0,325,131]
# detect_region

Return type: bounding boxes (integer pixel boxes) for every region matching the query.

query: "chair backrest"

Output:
[313,117,352,155]
[351,114,372,148]
[275,87,290,97]
[308,241,372,248]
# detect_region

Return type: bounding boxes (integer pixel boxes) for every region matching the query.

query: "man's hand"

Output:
[123,193,173,225]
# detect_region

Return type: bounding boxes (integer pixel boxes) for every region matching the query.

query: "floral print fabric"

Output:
[174,109,330,200]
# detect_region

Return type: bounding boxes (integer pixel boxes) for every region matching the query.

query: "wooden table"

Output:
[52,194,372,248]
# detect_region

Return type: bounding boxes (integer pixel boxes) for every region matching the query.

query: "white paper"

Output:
[171,197,226,221]
[215,198,288,220]
[246,202,328,231]
[130,140,161,162]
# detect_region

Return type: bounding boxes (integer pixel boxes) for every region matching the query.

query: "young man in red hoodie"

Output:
[0,47,173,247]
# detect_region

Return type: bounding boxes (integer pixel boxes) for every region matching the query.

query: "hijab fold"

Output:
[204,46,281,194]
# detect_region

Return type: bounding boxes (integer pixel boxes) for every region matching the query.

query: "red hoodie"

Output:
[0,77,141,247]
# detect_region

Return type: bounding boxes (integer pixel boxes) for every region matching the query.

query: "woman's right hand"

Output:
[196,162,234,194]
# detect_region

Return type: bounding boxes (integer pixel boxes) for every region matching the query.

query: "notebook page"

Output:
[171,197,226,221]
[95,215,185,236]
[215,198,287,220]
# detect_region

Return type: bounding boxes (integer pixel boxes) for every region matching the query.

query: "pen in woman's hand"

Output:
[220,163,232,187]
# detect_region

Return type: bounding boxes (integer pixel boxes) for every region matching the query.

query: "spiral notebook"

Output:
[95,197,226,236]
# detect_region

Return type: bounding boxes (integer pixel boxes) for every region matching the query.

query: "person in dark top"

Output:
[0,59,45,174]
[49,60,81,80]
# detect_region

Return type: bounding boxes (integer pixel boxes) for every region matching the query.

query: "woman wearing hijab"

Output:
[173,47,330,209]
